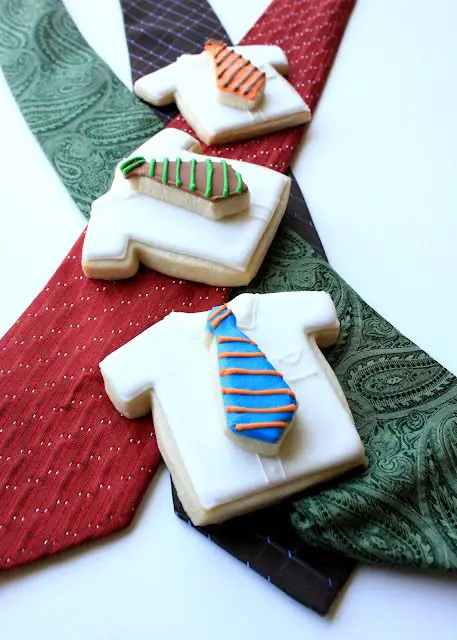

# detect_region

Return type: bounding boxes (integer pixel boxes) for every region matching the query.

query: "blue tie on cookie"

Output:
[207,304,298,456]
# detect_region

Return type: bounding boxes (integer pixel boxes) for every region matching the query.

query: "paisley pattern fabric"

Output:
[0,0,163,217]
[240,226,457,571]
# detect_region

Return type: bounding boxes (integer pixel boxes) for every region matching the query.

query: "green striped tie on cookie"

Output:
[119,156,246,200]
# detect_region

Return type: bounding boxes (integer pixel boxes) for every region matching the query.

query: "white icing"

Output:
[257,456,287,485]
[231,46,289,73]
[100,292,365,511]
[82,129,290,271]
[134,46,311,138]
[136,60,182,106]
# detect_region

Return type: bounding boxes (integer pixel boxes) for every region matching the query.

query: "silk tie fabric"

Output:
[171,483,355,617]
[0,0,355,570]
[241,229,457,572]
[121,1,354,615]
[0,0,164,218]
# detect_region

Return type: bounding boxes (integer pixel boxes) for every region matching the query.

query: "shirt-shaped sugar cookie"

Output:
[82,129,291,286]
[134,45,311,144]
[100,292,365,526]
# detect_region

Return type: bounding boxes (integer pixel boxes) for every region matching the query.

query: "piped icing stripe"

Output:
[189,159,197,191]
[226,404,297,414]
[220,369,283,377]
[175,157,182,187]
[222,387,296,397]
[207,305,298,446]
[235,422,288,432]
[243,71,265,94]
[221,160,229,198]
[120,156,146,175]
[162,157,169,184]
[216,47,232,65]
[217,336,255,344]
[123,159,247,202]
[218,351,265,358]
[214,43,226,59]
[211,308,232,329]
[208,304,227,322]
[223,59,249,86]
[205,159,213,198]
[235,173,243,194]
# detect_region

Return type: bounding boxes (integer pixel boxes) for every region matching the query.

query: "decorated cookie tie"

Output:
[207,303,297,456]
[204,39,266,111]
[119,155,249,220]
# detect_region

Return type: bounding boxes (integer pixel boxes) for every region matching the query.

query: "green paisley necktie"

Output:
[241,228,457,571]
[0,0,163,218]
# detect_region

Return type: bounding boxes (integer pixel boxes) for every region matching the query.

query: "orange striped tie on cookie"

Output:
[204,40,266,110]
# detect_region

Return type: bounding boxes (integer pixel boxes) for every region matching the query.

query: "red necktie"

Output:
[0,0,355,570]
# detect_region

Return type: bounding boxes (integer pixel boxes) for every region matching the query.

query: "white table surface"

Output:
[1,0,457,638]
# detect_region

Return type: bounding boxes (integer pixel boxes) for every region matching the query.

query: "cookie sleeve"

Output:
[99,321,173,419]
[292,291,340,347]
[134,60,182,106]
[232,45,289,76]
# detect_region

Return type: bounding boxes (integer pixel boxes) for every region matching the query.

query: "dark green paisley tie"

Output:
[242,229,457,571]
[0,0,163,218]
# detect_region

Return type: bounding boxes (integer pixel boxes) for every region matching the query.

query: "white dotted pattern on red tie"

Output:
[0,233,226,568]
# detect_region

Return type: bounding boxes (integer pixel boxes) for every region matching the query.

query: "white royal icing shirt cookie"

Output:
[82,128,290,277]
[134,46,311,144]
[100,292,365,514]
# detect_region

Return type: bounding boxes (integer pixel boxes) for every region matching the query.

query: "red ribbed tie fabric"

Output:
[0,0,355,570]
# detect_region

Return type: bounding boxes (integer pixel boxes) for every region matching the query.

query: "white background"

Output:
[1,0,457,638]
